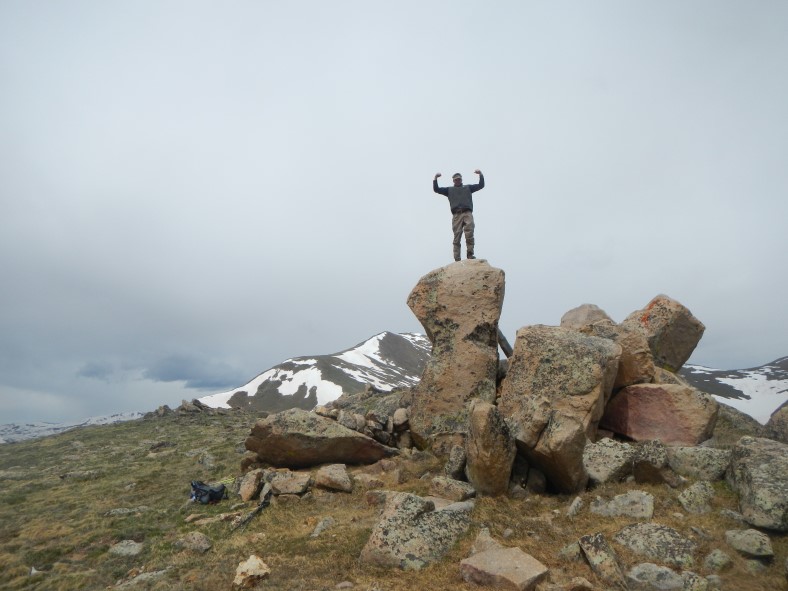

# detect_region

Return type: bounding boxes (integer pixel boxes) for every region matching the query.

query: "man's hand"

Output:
[434,173,442,180]
[474,169,482,175]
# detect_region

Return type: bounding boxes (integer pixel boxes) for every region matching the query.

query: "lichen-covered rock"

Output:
[726,436,788,531]
[406,261,505,449]
[765,400,788,444]
[667,447,730,480]
[583,438,636,484]
[724,529,774,558]
[430,476,475,502]
[591,491,654,519]
[245,408,397,468]
[499,325,620,493]
[626,563,683,590]
[465,400,516,496]
[359,492,473,569]
[577,321,656,388]
[678,481,715,514]
[614,523,696,568]
[577,532,628,590]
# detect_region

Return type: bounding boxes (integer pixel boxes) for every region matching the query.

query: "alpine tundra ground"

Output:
[0,410,785,590]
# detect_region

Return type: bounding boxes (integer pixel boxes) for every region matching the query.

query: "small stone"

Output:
[703,549,732,572]
[109,540,144,557]
[175,531,212,553]
[233,555,270,588]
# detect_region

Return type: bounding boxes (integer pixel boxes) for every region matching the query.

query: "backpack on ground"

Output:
[190,480,228,504]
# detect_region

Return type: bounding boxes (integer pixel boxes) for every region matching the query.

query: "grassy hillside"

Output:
[0,410,785,590]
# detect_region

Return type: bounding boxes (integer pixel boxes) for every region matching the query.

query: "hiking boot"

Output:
[467,254,476,260]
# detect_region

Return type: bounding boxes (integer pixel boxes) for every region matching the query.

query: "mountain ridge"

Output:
[2,333,785,443]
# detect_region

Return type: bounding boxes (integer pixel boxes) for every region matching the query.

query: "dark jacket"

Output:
[433,174,485,213]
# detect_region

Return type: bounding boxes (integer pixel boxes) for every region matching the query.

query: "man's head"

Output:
[452,173,462,186]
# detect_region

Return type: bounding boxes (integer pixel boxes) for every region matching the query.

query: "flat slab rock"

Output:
[460,546,549,591]
[245,408,398,468]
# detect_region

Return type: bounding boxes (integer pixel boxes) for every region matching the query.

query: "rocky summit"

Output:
[3,260,787,590]
[233,260,788,589]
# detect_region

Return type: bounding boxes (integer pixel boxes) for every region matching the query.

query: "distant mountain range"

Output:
[199,332,431,412]
[679,357,788,424]
[2,333,785,443]
[0,412,143,445]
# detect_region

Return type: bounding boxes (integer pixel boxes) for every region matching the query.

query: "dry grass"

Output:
[0,412,786,591]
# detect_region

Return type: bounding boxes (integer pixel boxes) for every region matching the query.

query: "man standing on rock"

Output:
[433,170,485,261]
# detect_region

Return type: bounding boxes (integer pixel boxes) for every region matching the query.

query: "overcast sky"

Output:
[2,1,787,424]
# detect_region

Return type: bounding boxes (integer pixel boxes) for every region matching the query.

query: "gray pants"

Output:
[452,210,475,261]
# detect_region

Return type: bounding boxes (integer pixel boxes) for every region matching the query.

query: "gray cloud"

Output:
[1,1,787,424]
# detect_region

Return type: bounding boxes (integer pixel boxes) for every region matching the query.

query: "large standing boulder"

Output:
[600,384,718,446]
[726,436,788,531]
[244,408,398,469]
[359,492,473,569]
[621,294,705,372]
[406,260,505,449]
[498,325,621,493]
[465,400,516,496]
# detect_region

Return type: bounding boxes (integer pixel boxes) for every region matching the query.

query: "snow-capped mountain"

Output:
[199,332,431,413]
[679,357,788,424]
[0,412,144,444]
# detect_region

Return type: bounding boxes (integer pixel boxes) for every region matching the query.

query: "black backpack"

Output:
[190,480,228,504]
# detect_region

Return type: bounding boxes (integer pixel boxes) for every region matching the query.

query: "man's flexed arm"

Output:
[433,172,448,196]
[470,169,484,192]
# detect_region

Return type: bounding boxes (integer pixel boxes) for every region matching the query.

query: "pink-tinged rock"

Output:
[465,400,516,496]
[460,546,549,591]
[406,260,505,448]
[600,384,718,445]
[622,294,705,372]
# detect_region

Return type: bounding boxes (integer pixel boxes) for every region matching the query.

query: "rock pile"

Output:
[236,259,788,587]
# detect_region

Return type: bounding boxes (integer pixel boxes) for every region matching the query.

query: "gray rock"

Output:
[583,438,635,484]
[678,481,715,514]
[681,571,709,591]
[718,508,747,524]
[567,496,584,518]
[591,490,654,519]
[724,528,774,558]
[703,549,732,572]
[614,523,696,568]
[310,517,336,538]
[444,444,467,480]
[175,531,212,553]
[625,563,683,590]
[667,447,730,481]
[430,476,475,502]
[578,533,628,590]
[359,492,473,570]
[109,540,144,557]
[726,436,788,531]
